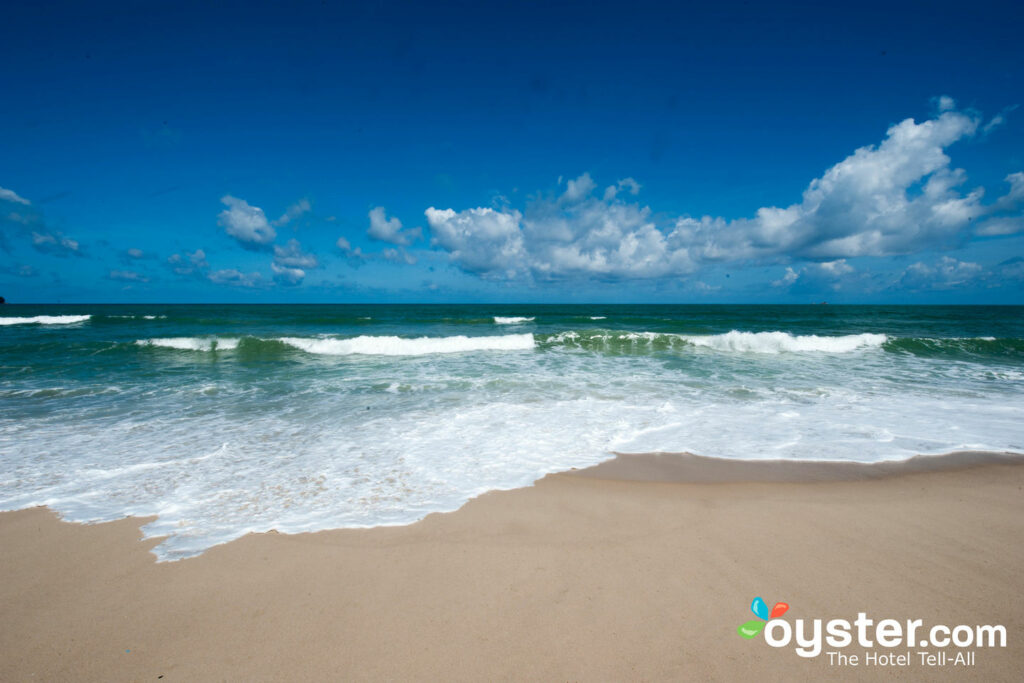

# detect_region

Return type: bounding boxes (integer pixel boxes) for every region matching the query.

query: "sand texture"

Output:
[2,453,1023,681]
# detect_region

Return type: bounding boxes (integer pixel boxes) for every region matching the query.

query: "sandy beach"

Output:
[2,452,1023,681]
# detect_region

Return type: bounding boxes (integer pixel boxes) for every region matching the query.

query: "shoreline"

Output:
[3,453,1024,679]
[576,449,1024,483]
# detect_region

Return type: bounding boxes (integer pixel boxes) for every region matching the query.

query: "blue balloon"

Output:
[751,596,770,621]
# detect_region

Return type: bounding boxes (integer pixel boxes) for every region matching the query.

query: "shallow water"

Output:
[1,304,1022,559]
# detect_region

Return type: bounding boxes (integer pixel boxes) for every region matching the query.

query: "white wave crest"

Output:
[683,331,887,354]
[136,337,240,351]
[589,316,606,320]
[494,316,535,324]
[0,315,92,326]
[279,334,535,356]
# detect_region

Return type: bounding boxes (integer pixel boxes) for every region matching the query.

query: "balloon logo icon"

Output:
[737,596,789,639]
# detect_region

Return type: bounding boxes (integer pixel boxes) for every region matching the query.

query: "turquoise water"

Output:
[1,304,1022,559]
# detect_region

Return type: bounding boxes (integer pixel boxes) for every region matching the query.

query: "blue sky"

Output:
[1,0,1022,303]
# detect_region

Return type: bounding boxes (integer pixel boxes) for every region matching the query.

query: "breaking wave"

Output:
[493,316,535,324]
[538,330,887,354]
[683,331,888,354]
[136,337,240,351]
[0,315,92,326]
[278,334,536,356]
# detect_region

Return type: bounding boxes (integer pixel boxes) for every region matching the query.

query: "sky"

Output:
[1,0,1023,304]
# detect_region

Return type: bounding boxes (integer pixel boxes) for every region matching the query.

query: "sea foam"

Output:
[136,337,240,351]
[279,334,535,356]
[0,315,92,325]
[494,316,535,324]
[682,331,887,354]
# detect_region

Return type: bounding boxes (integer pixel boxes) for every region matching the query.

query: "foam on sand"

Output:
[0,315,92,325]
[279,333,536,356]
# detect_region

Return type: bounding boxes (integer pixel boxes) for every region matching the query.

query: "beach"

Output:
[3,452,1022,681]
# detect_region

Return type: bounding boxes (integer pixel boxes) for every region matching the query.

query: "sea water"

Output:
[1,304,1021,559]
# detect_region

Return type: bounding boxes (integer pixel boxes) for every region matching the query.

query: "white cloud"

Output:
[674,109,988,262]
[274,198,311,227]
[818,259,854,276]
[273,238,319,269]
[975,216,1024,236]
[367,206,421,246]
[0,193,84,257]
[127,248,145,259]
[336,236,365,264]
[897,256,983,290]
[209,268,261,287]
[426,206,526,278]
[270,262,305,286]
[425,106,1021,283]
[428,197,697,281]
[936,95,956,112]
[994,172,1024,210]
[0,186,30,205]
[382,247,416,265]
[772,267,800,287]
[168,249,209,276]
[31,231,80,256]
[218,196,276,249]
[982,114,1005,135]
[561,172,596,203]
[603,177,642,201]
[108,269,149,283]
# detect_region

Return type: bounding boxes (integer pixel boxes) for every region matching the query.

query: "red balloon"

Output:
[771,602,789,618]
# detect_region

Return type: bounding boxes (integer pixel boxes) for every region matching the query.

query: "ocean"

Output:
[1,304,1022,560]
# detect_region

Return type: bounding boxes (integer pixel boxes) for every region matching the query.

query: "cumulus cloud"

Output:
[167,249,209,276]
[336,236,365,264]
[674,109,989,262]
[772,267,800,287]
[218,196,276,249]
[108,269,149,283]
[561,172,597,203]
[426,104,1022,283]
[603,177,641,201]
[209,268,262,287]
[118,247,156,264]
[268,238,318,285]
[426,206,526,278]
[427,178,693,280]
[270,262,304,286]
[975,216,1024,236]
[367,207,421,246]
[772,260,855,291]
[382,247,416,265]
[273,239,319,269]
[0,187,85,257]
[31,230,81,257]
[897,256,983,291]
[818,259,854,276]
